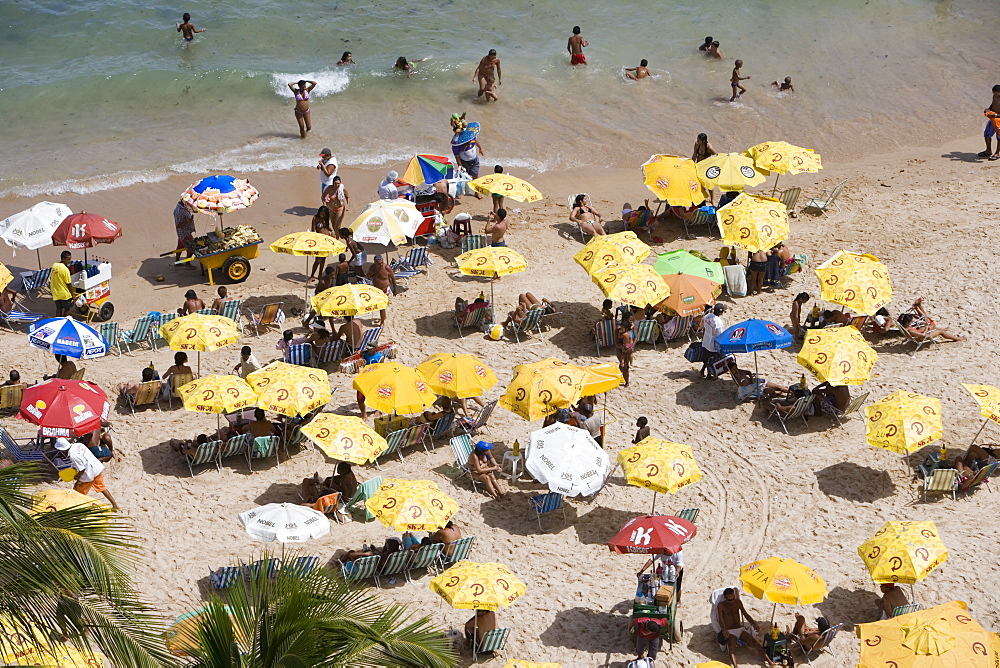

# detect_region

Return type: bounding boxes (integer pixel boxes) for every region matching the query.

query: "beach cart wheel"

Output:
[97,301,114,322]
[223,256,251,283]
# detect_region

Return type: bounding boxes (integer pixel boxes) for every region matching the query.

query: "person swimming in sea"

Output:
[394,56,430,78]
[337,51,354,66]
[175,13,206,43]
[287,79,317,139]
[771,76,794,92]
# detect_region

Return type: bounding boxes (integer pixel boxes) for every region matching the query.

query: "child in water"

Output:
[771,76,794,92]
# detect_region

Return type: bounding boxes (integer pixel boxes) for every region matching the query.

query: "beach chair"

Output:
[245,558,279,580]
[593,319,615,355]
[460,234,489,254]
[284,343,312,367]
[167,372,195,409]
[791,623,842,664]
[96,322,121,357]
[892,603,922,617]
[829,391,869,428]
[405,543,444,582]
[309,493,342,523]
[507,307,544,343]
[69,368,86,380]
[454,305,490,338]
[20,267,51,301]
[218,433,250,467]
[661,315,694,343]
[217,299,243,330]
[424,412,455,452]
[247,436,279,471]
[354,326,382,354]
[473,627,510,663]
[898,320,940,355]
[768,395,814,434]
[440,536,475,569]
[922,468,958,501]
[375,550,412,587]
[404,246,432,271]
[959,461,999,496]
[684,208,716,240]
[633,319,661,350]
[344,475,383,522]
[209,565,242,590]
[119,314,159,354]
[122,380,162,416]
[450,434,480,494]
[676,508,700,523]
[0,426,43,463]
[377,428,409,468]
[195,308,216,316]
[244,302,284,337]
[778,186,801,215]
[802,180,846,217]
[185,440,222,476]
[0,383,25,414]
[528,492,566,531]
[338,555,379,587]
[729,366,766,403]
[389,258,419,289]
[315,339,346,366]
[0,296,46,331]
[153,312,177,343]
[283,556,320,579]
[456,399,497,437]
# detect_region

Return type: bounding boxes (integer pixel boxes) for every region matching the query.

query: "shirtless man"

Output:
[707,41,723,58]
[366,255,396,324]
[730,59,750,101]
[44,355,76,381]
[716,588,774,667]
[981,84,1000,160]
[485,208,509,247]
[210,286,232,314]
[335,316,364,350]
[474,49,501,102]
[625,59,650,80]
[633,416,650,444]
[175,13,206,43]
[178,289,205,315]
[878,583,909,619]
[567,26,588,65]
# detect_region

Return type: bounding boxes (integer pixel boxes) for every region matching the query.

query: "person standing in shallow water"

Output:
[175,13,205,44]
[288,79,316,139]
[567,26,588,65]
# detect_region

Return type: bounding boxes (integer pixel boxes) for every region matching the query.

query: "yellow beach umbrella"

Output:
[505,662,560,668]
[865,390,943,456]
[416,353,498,399]
[696,152,768,192]
[468,174,543,203]
[641,154,705,206]
[352,361,436,415]
[158,312,241,375]
[695,663,732,668]
[716,192,789,252]
[745,141,822,195]
[175,374,256,414]
[165,606,241,657]
[30,488,107,514]
[366,479,459,531]
[311,284,389,317]
[499,359,586,421]
[270,231,347,299]
[855,601,1000,667]
[1,643,105,667]
[579,363,624,396]
[815,250,893,316]
[961,383,1000,443]
[617,437,702,513]
[858,521,948,585]
[591,262,671,308]
[300,413,387,464]
[430,561,526,610]
[740,556,827,606]
[349,198,423,246]
[573,231,650,274]
[246,361,332,417]
[0,262,13,291]
[797,326,878,386]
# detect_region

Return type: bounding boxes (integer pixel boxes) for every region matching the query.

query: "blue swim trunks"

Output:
[986,119,999,138]
[490,241,507,247]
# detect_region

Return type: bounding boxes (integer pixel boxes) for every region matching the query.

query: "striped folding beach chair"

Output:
[423,412,455,452]
[355,326,382,353]
[283,556,320,578]
[20,267,51,301]
[218,299,243,329]
[217,433,250,467]
[455,399,497,437]
[440,536,475,569]
[675,508,700,523]
[0,426,43,463]
[284,343,312,366]
[0,295,46,330]
[474,627,510,662]
[449,434,479,493]
[245,558,279,579]
[185,440,221,476]
[123,380,161,416]
[377,428,409,468]
[661,315,693,343]
[209,565,242,590]
[247,436,279,471]
[593,319,615,355]
[338,554,380,587]
[245,302,284,337]
[507,307,544,344]
[389,259,419,289]
[684,208,716,240]
[315,339,346,366]
[460,234,490,254]
[168,372,195,409]
[405,543,444,582]
[195,308,216,316]
[97,322,121,357]
[154,312,177,347]
[375,550,412,588]
[119,313,158,354]
[405,246,431,270]
[528,492,566,530]
[454,305,490,338]
[345,475,383,521]
[633,319,662,350]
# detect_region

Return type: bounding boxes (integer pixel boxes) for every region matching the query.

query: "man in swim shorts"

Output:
[485,208,508,247]
[730,60,750,102]
[716,588,775,667]
[981,84,1000,161]
[474,49,501,102]
[176,13,206,43]
[568,26,588,65]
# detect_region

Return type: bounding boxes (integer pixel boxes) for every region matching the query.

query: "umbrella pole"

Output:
[771,174,781,198]
[35,248,42,271]
[305,257,310,304]
[650,491,657,515]
[769,602,776,629]
[754,351,761,404]
[970,419,989,446]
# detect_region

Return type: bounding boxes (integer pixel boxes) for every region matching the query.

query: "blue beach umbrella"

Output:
[180,175,259,215]
[714,318,792,386]
[28,317,107,359]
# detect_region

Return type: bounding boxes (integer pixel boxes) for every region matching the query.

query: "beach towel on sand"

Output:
[724,264,747,298]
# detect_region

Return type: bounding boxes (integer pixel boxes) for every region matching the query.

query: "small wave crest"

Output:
[270,69,350,98]
[0,170,171,199]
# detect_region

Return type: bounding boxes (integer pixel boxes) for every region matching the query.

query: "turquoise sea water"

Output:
[0,0,995,196]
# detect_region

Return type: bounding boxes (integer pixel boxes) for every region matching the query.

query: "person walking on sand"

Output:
[625,59,650,80]
[730,59,750,101]
[317,148,338,202]
[474,49,502,102]
[568,26,588,65]
[55,437,119,509]
[288,79,316,139]
[323,175,349,229]
[175,13,206,43]
[981,84,1000,160]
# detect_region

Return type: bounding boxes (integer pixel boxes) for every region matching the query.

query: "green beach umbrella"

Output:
[652,250,724,285]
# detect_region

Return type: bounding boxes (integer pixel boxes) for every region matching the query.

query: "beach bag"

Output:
[684,341,705,363]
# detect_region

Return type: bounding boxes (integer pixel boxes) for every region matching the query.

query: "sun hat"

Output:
[54,437,72,451]
[319,148,332,156]
[475,440,493,451]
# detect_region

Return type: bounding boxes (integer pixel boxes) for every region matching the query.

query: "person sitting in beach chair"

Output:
[117,366,159,400]
[43,355,77,381]
[622,200,655,235]
[877,583,909,620]
[727,361,789,403]
[339,537,403,570]
[949,444,997,478]
[897,297,966,343]
[790,614,831,652]
[763,380,812,418]
[715,587,775,667]
[465,609,498,647]
[570,194,607,237]
[415,396,454,425]
[819,310,852,328]
[325,462,360,501]
[169,433,211,458]
[430,520,463,556]
[467,440,505,500]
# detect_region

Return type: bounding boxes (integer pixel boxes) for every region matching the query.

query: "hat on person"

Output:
[713,303,728,315]
[386,170,398,181]
[319,148,332,156]
[54,437,72,451]
[475,440,493,451]
[374,254,383,262]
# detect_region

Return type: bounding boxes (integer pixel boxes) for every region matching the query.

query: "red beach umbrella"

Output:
[52,212,123,249]
[607,515,697,555]
[18,379,111,438]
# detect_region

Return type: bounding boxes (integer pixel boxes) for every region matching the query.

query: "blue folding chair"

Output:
[528,492,567,530]
[284,343,312,366]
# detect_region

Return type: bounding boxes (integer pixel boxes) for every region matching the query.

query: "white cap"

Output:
[387,170,398,180]
[54,437,72,450]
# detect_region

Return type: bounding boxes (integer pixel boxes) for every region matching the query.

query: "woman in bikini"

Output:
[617,316,635,387]
[288,79,317,139]
[323,176,349,229]
[571,194,606,236]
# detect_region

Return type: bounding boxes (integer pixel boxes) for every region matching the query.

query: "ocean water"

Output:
[0,0,995,197]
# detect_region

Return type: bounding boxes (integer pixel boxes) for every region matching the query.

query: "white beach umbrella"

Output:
[0,201,72,254]
[238,502,330,543]
[348,198,423,246]
[525,422,610,497]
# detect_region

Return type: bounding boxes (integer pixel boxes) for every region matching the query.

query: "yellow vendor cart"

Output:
[175,225,262,285]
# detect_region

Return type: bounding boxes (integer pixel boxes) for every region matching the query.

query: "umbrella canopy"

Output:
[28,317,107,359]
[573,232,651,274]
[715,319,792,353]
[0,201,71,251]
[430,561,526,610]
[641,155,705,206]
[653,250,725,284]
[30,488,107,514]
[246,361,332,417]
[607,514,697,555]
[456,246,528,278]
[855,601,1000,667]
[270,231,346,257]
[0,263,12,291]
[19,379,110,438]
[739,556,828,605]
[300,413,388,464]
[865,390,943,455]
[0,631,106,668]
[815,250,893,316]
[716,192,789,252]
[181,175,259,214]
[238,502,330,543]
[416,352,498,399]
[499,359,586,421]
[175,375,256,414]
[858,521,948,585]
[695,663,733,668]
[349,199,423,246]
[165,606,240,657]
[403,154,454,186]
[696,152,768,192]
[525,423,609,497]
[468,174,543,203]
[579,363,624,396]
[158,313,240,352]
[365,478,459,531]
[591,262,671,308]
[352,361,436,415]
[961,383,1000,426]
[745,141,822,175]
[617,437,703,495]
[797,326,878,386]
[656,272,721,316]
[51,212,123,249]
[312,284,389,317]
